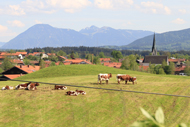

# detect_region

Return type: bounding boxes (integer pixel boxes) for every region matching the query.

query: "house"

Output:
[142,55,168,66]
[0,65,40,81]
[64,58,92,64]
[100,58,111,64]
[142,34,168,66]
[168,58,186,67]
[58,56,67,61]
[11,59,24,65]
[103,62,122,69]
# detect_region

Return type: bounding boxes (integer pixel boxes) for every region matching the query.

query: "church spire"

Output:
[152,33,157,55]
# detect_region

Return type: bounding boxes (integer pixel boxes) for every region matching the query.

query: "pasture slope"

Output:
[0,64,190,127]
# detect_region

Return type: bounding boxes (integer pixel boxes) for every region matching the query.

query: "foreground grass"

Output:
[0,65,190,126]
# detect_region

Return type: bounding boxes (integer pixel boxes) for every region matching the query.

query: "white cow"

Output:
[98,73,112,85]
[2,86,14,90]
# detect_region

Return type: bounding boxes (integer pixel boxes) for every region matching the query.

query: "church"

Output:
[142,33,169,66]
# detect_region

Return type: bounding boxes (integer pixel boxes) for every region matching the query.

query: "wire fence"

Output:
[0,78,190,127]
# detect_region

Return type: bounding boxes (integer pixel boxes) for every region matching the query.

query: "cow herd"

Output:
[1,73,137,96]
[98,73,137,85]
[1,82,86,96]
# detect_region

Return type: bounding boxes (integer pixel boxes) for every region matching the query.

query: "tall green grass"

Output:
[0,65,190,127]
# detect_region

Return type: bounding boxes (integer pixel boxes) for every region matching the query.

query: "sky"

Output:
[0,0,190,42]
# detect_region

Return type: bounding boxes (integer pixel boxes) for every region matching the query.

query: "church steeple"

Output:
[152,33,157,55]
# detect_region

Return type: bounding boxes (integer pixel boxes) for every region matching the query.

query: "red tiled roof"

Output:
[175,66,186,71]
[0,56,5,59]
[15,65,40,73]
[59,56,67,60]
[30,61,39,64]
[16,52,27,55]
[47,53,56,56]
[64,62,71,65]
[139,65,149,70]
[103,62,122,68]
[168,59,186,62]
[4,74,24,79]
[64,59,91,64]
[11,59,24,64]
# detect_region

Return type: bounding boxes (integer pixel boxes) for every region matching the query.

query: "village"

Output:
[0,40,188,81]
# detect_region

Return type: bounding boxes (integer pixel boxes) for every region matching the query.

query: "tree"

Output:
[50,62,56,66]
[1,57,14,71]
[99,52,105,58]
[75,52,79,58]
[23,58,31,65]
[59,61,64,65]
[39,59,45,69]
[70,51,75,59]
[111,50,123,61]
[120,56,130,70]
[57,50,66,56]
[93,56,101,65]
[148,62,155,73]
[158,68,166,74]
[9,49,16,53]
[168,62,175,74]
[184,61,190,76]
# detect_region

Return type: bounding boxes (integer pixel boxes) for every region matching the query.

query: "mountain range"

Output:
[1,24,190,51]
[1,24,153,49]
[102,28,190,51]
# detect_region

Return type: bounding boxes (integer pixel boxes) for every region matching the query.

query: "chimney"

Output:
[28,65,30,68]
[20,73,22,76]
[20,65,22,68]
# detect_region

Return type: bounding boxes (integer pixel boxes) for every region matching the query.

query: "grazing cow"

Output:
[54,85,67,90]
[66,91,78,96]
[76,89,86,95]
[116,74,137,85]
[98,73,112,85]
[27,82,40,90]
[129,77,137,84]
[15,82,31,90]
[116,74,131,84]
[1,86,14,90]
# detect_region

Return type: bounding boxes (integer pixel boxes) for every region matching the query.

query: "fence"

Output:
[0,78,190,127]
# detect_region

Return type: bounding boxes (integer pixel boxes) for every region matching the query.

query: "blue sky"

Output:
[0,0,190,42]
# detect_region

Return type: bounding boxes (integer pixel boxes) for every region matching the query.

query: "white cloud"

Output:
[46,0,92,13]
[179,9,186,14]
[140,1,171,15]
[172,18,185,24]
[7,20,25,27]
[94,0,133,9]
[8,5,26,16]
[0,25,8,32]
[35,20,42,24]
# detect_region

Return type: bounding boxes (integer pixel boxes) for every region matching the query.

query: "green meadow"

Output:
[0,65,190,127]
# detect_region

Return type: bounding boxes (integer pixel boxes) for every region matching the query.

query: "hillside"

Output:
[17,64,141,79]
[1,24,153,49]
[106,28,190,51]
[1,65,190,126]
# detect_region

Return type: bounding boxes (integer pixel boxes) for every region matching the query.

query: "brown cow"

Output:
[27,82,40,90]
[15,82,31,90]
[54,85,67,90]
[66,91,78,96]
[116,74,137,85]
[129,77,137,84]
[98,73,112,85]
[76,89,86,95]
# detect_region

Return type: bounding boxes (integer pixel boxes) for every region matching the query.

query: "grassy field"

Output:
[0,65,190,127]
